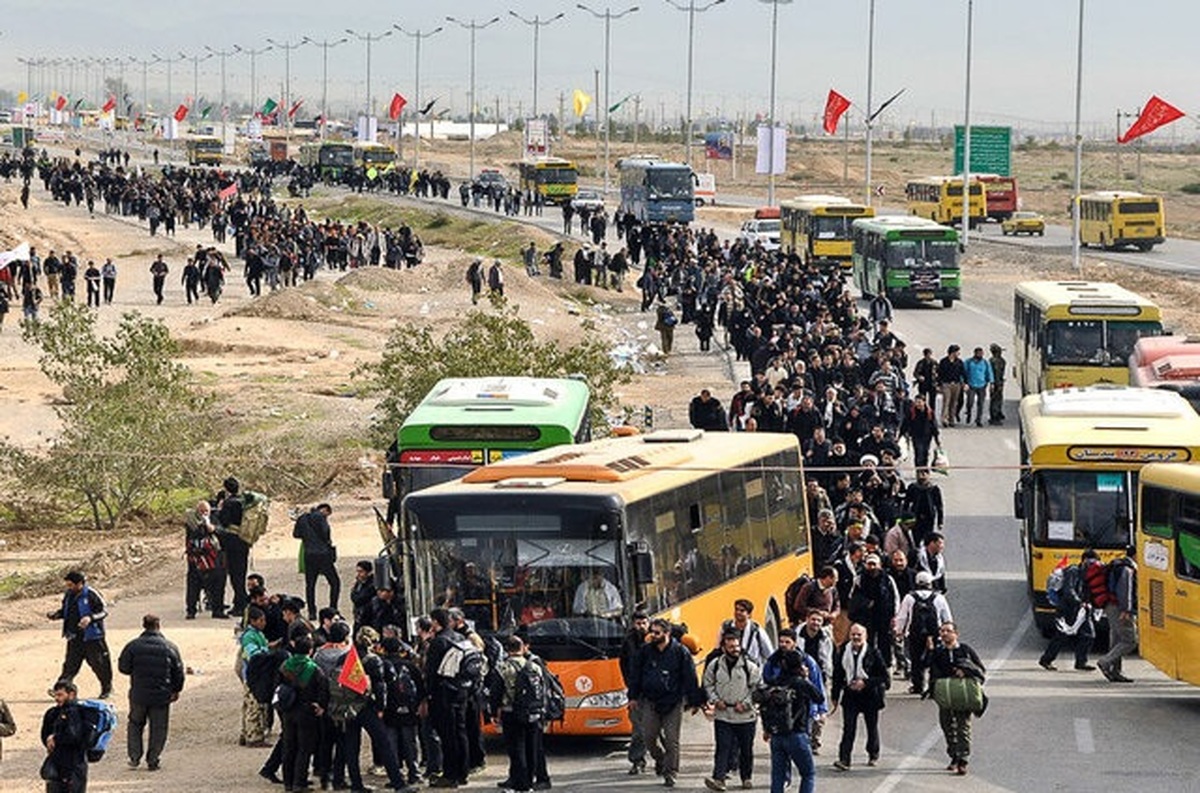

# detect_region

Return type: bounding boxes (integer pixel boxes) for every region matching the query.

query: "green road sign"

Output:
[954,125,1011,176]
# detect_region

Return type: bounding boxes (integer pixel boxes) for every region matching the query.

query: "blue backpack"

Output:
[78,699,118,762]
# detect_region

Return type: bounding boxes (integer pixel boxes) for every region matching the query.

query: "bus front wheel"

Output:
[763,598,783,648]
[942,298,954,309]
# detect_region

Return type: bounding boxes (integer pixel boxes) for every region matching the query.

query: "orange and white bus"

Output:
[400,430,812,735]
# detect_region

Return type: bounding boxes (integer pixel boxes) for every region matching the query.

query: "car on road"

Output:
[473,169,509,192]
[1001,210,1046,236]
[739,215,781,251]
[571,189,605,212]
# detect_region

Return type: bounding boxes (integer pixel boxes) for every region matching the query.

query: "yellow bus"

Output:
[401,429,811,735]
[1013,280,1163,396]
[518,156,579,205]
[1013,386,1200,636]
[1137,462,1200,686]
[1078,191,1165,252]
[905,176,985,229]
[779,194,875,270]
[185,135,223,166]
[353,141,395,171]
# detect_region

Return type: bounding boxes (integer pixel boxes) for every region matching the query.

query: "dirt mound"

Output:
[229,285,341,322]
[336,267,410,291]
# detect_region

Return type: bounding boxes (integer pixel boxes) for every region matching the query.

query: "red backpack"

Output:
[1082,560,1115,608]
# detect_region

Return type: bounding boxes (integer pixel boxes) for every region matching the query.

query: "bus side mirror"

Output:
[629,544,655,585]
[382,470,396,500]
[1014,474,1031,520]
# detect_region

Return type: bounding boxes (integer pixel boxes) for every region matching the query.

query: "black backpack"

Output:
[512,658,547,723]
[438,638,487,693]
[753,685,796,736]
[388,659,421,715]
[910,593,941,640]
[785,574,814,625]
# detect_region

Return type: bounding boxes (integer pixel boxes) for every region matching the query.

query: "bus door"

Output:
[1139,487,1200,682]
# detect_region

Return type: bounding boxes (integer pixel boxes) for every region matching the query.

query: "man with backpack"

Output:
[628,617,705,788]
[117,614,185,771]
[753,649,825,793]
[495,635,548,793]
[216,477,251,616]
[448,608,489,778]
[718,599,774,667]
[40,680,90,793]
[293,503,341,622]
[702,630,763,792]
[48,571,113,701]
[379,637,425,786]
[425,608,475,788]
[338,627,408,793]
[1039,550,1099,673]
[894,572,953,696]
[1097,547,1138,684]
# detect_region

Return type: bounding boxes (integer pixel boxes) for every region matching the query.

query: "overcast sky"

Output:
[5,0,1199,140]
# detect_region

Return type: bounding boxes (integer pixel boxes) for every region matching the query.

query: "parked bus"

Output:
[1137,462,1200,686]
[851,215,960,308]
[400,429,811,735]
[1013,386,1200,636]
[353,141,395,171]
[905,176,986,228]
[381,377,592,517]
[1077,190,1165,251]
[299,141,355,180]
[780,194,875,270]
[185,135,223,166]
[1012,281,1164,396]
[518,157,579,205]
[617,156,694,225]
[976,173,1019,221]
[1129,336,1200,414]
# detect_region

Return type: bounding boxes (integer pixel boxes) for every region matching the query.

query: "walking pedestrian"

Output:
[1039,550,1098,673]
[627,617,704,788]
[184,500,228,619]
[40,680,90,793]
[149,255,169,305]
[84,260,101,307]
[927,622,986,776]
[293,503,341,620]
[830,623,888,771]
[987,343,1007,425]
[496,634,546,793]
[117,614,185,771]
[466,258,484,305]
[619,611,650,775]
[1097,546,1138,683]
[962,347,993,427]
[100,258,117,304]
[702,630,762,791]
[47,570,113,699]
[756,649,824,793]
[936,346,965,427]
[277,635,329,792]
[894,572,952,695]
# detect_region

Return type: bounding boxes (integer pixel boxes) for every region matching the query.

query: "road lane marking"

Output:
[872,610,1034,792]
[1075,718,1095,754]
[1004,437,1017,451]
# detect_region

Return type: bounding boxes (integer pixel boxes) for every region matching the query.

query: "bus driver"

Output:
[573,569,623,619]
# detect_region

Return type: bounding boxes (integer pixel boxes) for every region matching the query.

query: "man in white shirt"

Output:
[573,569,623,618]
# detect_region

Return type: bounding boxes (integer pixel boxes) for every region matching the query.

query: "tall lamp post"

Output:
[239,44,272,117]
[1071,0,1085,274]
[577,3,640,195]
[664,0,726,168]
[508,11,565,118]
[129,55,154,128]
[446,16,500,181]
[302,36,348,139]
[267,38,305,139]
[346,28,394,123]
[152,53,186,116]
[396,25,443,171]
[865,0,876,206]
[205,45,241,144]
[182,52,213,117]
[759,0,791,206]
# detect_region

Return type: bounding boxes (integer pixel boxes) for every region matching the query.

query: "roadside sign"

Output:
[953,125,1011,176]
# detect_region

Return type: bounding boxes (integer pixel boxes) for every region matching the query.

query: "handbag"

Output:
[931,445,950,476]
[39,756,60,782]
[932,676,984,714]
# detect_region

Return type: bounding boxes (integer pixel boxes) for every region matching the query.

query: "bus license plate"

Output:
[916,292,934,300]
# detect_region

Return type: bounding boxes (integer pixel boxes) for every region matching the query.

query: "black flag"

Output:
[419,97,437,116]
[868,89,905,124]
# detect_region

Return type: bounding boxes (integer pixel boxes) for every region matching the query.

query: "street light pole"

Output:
[508,11,565,118]
[865,0,876,206]
[1072,0,1085,274]
[577,4,640,195]
[759,0,791,207]
[238,45,272,118]
[961,0,974,249]
[346,28,394,125]
[267,38,304,140]
[446,16,500,181]
[205,45,241,145]
[129,55,153,129]
[182,52,212,117]
[152,53,185,115]
[302,36,348,140]
[396,26,443,172]
[664,0,726,168]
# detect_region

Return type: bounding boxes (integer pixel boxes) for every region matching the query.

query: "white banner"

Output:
[357,115,378,143]
[755,125,787,175]
[0,242,31,267]
[525,118,549,156]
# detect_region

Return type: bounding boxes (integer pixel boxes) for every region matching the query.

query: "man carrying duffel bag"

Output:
[927,622,986,777]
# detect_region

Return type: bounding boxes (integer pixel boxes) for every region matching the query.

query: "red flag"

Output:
[337,644,370,695]
[388,93,407,121]
[218,183,238,201]
[54,95,68,112]
[174,104,189,123]
[823,89,852,135]
[288,99,304,119]
[1119,95,1185,143]
[102,95,116,114]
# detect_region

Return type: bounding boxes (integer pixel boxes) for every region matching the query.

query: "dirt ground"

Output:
[1,136,1199,791]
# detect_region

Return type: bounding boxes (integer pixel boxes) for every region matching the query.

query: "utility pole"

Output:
[240,45,272,118]
[577,4,640,194]
[267,38,304,144]
[396,25,443,172]
[346,28,394,123]
[665,0,726,168]
[205,45,240,146]
[508,11,565,118]
[181,52,212,118]
[760,0,792,206]
[129,55,153,130]
[302,36,348,141]
[446,16,500,181]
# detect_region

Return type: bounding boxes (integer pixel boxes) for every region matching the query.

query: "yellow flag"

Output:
[573,89,592,119]
[17,91,28,104]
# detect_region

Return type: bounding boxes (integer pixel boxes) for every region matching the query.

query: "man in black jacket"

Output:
[118,614,185,770]
[619,611,650,775]
[830,623,890,771]
[217,477,250,615]
[628,618,703,788]
[294,503,341,621]
[425,608,470,788]
[41,680,89,793]
[758,649,825,793]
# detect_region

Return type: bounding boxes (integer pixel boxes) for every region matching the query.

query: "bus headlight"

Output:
[579,691,628,709]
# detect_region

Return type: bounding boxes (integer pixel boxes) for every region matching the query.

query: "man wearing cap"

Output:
[293,503,341,621]
[847,553,899,670]
[894,572,953,695]
[963,347,994,428]
[987,344,1007,425]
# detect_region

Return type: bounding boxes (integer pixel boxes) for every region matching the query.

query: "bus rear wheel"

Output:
[1136,241,1153,252]
[942,298,954,308]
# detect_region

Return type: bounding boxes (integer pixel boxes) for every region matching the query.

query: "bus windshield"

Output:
[323,147,354,167]
[1046,320,1162,365]
[1118,201,1160,214]
[538,168,576,184]
[1033,470,1131,547]
[813,215,854,239]
[647,170,693,199]
[885,240,958,269]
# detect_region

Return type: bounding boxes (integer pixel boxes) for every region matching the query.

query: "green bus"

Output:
[299,141,355,180]
[852,215,961,308]
[382,377,593,514]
